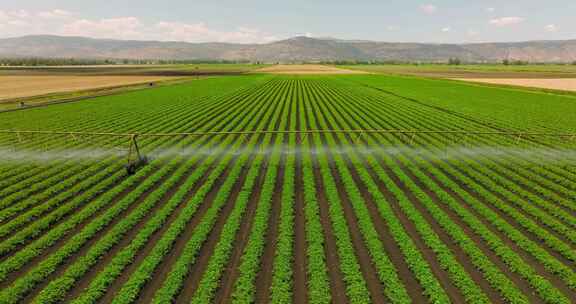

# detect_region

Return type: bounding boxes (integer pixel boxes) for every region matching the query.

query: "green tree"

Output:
[448,57,462,65]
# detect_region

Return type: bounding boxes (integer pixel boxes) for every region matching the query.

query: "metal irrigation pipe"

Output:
[2,128,574,175]
[0,129,575,138]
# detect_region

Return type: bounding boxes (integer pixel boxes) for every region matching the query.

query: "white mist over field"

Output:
[1,145,575,165]
[0,147,126,163]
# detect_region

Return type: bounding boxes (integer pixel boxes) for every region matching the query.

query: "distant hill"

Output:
[1,35,576,63]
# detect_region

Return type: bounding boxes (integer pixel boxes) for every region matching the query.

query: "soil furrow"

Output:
[440,162,574,267]
[254,161,285,303]
[218,88,291,303]
[391,159,542,303]
[212,158,270,303]
[322,79,568,300]
[173,156,261,303]
[65,160,209,302]
[136,79,285,303]
[133,157,238,303]
[327,161,389,303]
[427,164,576,296]
[0,168,139,260]
[312,80,453,303]
[454,162,574,246]
[293,155,308,304]
[18,163,181,303]
[311,164,349,304]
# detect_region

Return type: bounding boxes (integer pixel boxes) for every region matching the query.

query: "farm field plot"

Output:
[0,73,575,304]
[256,64,368,75]
[0,64,265,77]
[453,78,576,93]
[0,75,179,100]
[343,64,576,79]
[0,64,265,111]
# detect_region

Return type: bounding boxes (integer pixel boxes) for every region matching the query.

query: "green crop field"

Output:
[0,73,575,304]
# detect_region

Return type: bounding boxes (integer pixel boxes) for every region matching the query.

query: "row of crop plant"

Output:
[320,78,574,303]
[0,76,276,303]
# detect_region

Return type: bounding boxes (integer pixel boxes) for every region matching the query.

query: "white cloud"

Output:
[154,22,278,44]
[420,4,438,15]
[441,27,451,32]
[489,17,525,27]
[291,32,314,38]
[386,25,399,31]
[37,9,73,20]
[6,19,30,27]
[545,24,558,32]
[62,17,145,40]
[0,9,279,44]
[9,10,31,19]
[486,7,496,13]
[467,29,479,37]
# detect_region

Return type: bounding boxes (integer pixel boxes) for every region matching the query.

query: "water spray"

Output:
[0,129,574,176]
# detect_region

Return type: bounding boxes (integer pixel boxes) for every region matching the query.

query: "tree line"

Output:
[0,58,256,66]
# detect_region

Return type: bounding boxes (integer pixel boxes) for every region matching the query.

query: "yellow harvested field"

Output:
[255,64,368,75]
[455,78,576,92]
[0,75,178,100]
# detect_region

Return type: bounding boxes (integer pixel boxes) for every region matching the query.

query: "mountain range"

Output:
[1,35,576,63]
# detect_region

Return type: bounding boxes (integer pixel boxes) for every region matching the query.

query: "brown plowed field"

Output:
[0,75,178,100]
[454,78,576,92]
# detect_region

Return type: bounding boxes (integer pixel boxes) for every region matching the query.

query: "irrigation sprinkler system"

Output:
[1,129,575,174]
[125,134,149,175]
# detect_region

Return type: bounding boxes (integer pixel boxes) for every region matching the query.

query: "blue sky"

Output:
[0,0,574,43]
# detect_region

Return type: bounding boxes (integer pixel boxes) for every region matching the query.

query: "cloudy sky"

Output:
[0,0,574,44]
